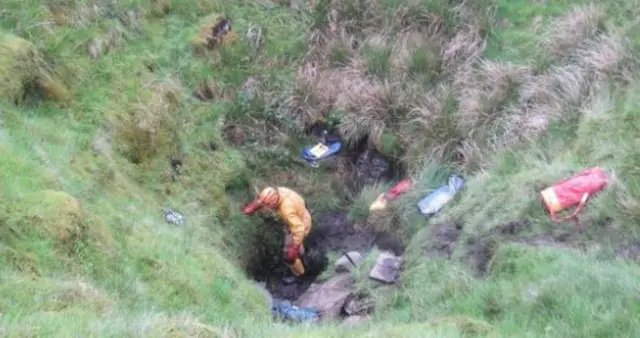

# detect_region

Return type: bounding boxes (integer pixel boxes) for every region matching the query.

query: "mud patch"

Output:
[464,220,577,276]
[248,211,406,302]
[423,223,462,259]
[425,220,578,276]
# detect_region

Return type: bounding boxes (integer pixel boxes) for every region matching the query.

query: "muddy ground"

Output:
[422,220,580,276]
[243,140,407,302]
[258,211,405,301]
[422,218,640,278]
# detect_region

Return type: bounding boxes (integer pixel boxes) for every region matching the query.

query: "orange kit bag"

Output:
[540,167,609,223]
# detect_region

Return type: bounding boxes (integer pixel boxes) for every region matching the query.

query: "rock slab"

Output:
[294,274,355,320]
[335,251,364,273]
[369,251,403,284]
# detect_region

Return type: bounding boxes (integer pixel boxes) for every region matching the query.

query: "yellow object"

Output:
[275,187,312,249]
[540,186,562,213]
[369,193,388,212]
[290,258,305,276]
[308,143,329,158]
[251,186,312,276]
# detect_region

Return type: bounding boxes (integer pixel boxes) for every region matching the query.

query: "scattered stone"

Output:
[163,208,185,226]
[353,149,391,188]
[246,25,265,52]
[369,251,402,284]
[295,274,355,320]
[342,293,374,316]
[335,251,364,273]
[91,131,112,155]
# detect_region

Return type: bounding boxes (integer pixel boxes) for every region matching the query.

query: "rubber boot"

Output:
[282,258,305,285]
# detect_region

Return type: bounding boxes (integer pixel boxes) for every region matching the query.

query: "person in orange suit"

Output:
[243,186,312,283]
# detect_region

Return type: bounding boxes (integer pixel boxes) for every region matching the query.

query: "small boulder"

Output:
[369,251,403,284]
[294,274,355,320]
[342,293,374,316]
[335,251,364,273]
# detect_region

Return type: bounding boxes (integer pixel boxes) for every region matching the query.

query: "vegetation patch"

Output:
[3,0,640,336]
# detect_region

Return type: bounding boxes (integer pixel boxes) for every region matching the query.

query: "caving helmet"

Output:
[242,186,280,216]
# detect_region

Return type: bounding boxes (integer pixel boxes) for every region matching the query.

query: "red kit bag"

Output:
[540,167,609,223]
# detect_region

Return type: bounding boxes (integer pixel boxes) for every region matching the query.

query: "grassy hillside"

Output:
[1,0,640,337]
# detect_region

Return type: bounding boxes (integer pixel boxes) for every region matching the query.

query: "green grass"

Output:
[2,0,640,336]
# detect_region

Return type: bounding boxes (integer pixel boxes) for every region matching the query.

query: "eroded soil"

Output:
[246,144,406,301]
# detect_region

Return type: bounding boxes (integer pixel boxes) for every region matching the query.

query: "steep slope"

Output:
[1,0,640,337]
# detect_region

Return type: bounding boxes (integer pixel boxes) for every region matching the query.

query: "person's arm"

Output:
[281,202,305,248]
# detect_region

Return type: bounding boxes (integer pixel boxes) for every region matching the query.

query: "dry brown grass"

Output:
[45,0,108,27]
[440,24,487,70]
[52,279,113,312]
[286,0,496,159]
[286,0,628,175]
[574,32,630,78]
[541,4,605,58]
[454,60,532,135]
[402,84,460,162]
[286,59,394,148]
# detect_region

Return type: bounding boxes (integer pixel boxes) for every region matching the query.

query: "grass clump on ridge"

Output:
[2,0,640,337]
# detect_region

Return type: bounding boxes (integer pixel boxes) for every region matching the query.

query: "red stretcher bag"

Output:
[540,167,609,223]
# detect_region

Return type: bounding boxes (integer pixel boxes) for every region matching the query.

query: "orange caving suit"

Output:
[274,187,312,276]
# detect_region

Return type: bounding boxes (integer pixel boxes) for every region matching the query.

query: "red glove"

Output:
[286,244,302,262]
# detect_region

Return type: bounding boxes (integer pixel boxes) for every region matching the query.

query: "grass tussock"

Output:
[114,74,183,164]
[0,33,70,104]
[4,0,640,336]
[541,4,606,59]
[286,0,495,156]
[191,13,237,56]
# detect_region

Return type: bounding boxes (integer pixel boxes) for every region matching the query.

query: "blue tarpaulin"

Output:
[417,174,465,216]
[272,299,319,322]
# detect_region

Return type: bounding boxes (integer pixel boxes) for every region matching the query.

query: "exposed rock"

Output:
[369,251,403,284]
[342,293,374,316]
[294,274,355,320]
[353,149,391,188]
[335,251,364,273]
